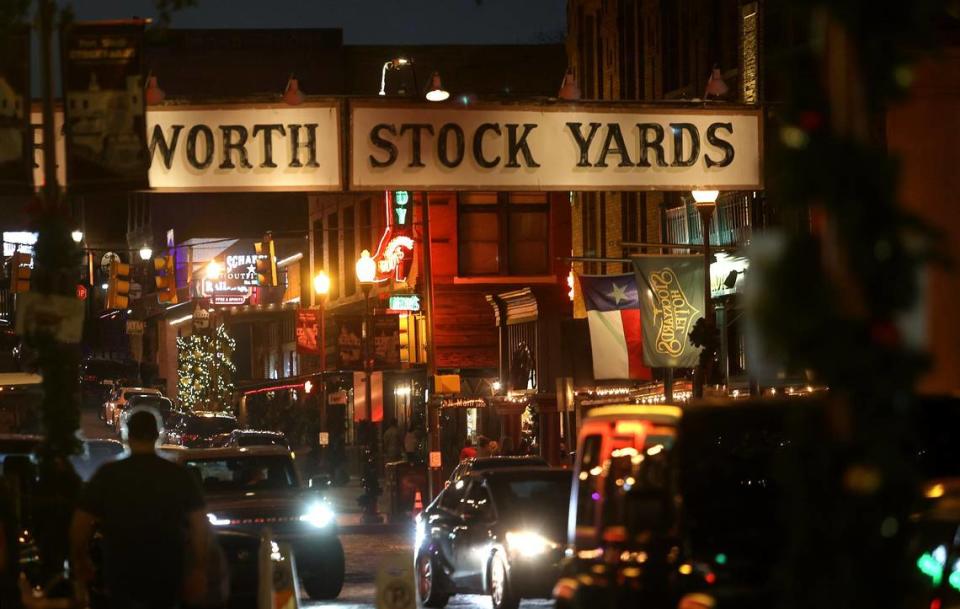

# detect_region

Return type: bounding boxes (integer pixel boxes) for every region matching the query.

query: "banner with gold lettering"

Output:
[633,255,704,368]
[60,20,148,191]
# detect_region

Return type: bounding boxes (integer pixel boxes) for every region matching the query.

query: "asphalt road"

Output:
[79,408,552,609]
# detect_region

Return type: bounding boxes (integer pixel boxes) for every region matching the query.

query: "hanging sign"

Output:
[0,26,31,193]
[388,294,421,312]
[296,309,321,355]
[633,256,705,368]
[350,102,762,191]
[61,20,148,192]
[147,103,341,191]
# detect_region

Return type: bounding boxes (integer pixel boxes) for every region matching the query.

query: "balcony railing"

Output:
[664,192,764,247]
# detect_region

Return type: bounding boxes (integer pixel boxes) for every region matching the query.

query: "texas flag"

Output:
[573,273,652,380]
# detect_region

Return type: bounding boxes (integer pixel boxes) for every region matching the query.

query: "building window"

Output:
[457,192,549,277]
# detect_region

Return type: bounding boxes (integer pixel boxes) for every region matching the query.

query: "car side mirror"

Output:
[309,474,332,489]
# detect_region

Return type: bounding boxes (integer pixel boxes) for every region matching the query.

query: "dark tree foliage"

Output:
[758,2,953,608]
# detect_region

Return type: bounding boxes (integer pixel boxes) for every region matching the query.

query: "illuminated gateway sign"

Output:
[132,101,762,192]
[146,103,340,192]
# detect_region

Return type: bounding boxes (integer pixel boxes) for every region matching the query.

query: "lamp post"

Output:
[691,189,719,398]
[355,250,381,523]
[313,271,330,372]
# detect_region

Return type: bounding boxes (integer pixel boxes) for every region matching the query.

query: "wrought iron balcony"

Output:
[663,192,766,248]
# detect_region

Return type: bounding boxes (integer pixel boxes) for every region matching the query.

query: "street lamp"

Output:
[691,189,719,398]
[138,244,153,261]
[204,260,223,280]
[425,72,450,102]
[313,271,330,371]
[379,57,414,96]
[71,230,83,243]
[355,250,381,523]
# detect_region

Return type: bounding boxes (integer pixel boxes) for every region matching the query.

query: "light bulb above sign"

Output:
[370,190,416,284]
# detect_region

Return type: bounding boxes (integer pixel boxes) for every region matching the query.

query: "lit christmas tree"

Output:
[177,324,237,412]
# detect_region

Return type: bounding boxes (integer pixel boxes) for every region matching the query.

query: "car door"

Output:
[451,479,496,591]
[428,479,469,577]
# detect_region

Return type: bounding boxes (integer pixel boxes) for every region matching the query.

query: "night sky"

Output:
[69,0,566,44]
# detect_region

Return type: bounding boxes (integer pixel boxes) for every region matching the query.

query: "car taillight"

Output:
[83,375,97,382]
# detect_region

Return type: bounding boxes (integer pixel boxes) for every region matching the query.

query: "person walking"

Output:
[70,408,209,609]
[459,438,477,461]
[382,419,403,463]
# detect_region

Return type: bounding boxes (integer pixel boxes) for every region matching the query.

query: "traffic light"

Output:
[254,232,277,286]
[153,255,177,304]
[106,259,131,310]
[9,252,31,293]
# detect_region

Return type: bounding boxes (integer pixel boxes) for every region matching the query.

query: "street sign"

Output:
[387,294,420,312]
[76,284,88,301]
[318,432,330,446]
[100,251,119,275]
[193,306,210,330]
[375,555,416,609]
[129,281,142,301]
[429,451,442,469]
[328,390,348,405]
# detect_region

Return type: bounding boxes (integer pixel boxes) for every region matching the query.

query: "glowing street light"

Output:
[138,244,153,261]
[425,72,449,102]
[355,250,377,285]
[205,260,223,280]
[71,230,83,243]
[313,270,331,296]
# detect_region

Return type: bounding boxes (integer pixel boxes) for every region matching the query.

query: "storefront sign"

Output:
[147,103,341,191]
[371,191,415,283]
[225,250,267,286]
[61,21,148,191]
[633,256,705,368]
[351,103,761,191]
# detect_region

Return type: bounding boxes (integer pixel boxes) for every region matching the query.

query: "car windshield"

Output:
[129,396,173,415]
[488,472,572,520]
[185,455,297,493]
[185,416,238,435]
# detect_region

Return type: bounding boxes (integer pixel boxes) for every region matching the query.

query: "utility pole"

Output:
[32,0,84,583]
[419,192,441,500]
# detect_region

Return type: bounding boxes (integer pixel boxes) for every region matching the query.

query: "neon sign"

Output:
[370,191,416,283]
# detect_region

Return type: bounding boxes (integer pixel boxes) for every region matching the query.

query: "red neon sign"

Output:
[370,191,415,283]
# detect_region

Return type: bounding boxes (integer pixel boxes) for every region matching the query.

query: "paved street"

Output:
[79,408,555,609]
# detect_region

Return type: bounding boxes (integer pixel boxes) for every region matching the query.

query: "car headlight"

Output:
[300,502,335,528]
[207,513,231,527]
[506,530,557,558]
[415,515,426,548]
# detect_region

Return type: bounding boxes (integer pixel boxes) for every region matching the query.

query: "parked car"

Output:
[164,412,240,448]
[209,429,291,450]
[415,467,572,609]
[103,386,163,428]
[69,438,125,481]
[446,456,549,488]
[119,395,176,432]
[0,373,42,434]
[168,446,344,600]
[79,358,138,408]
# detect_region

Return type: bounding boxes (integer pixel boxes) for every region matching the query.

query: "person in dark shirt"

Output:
[70,408,208,609]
